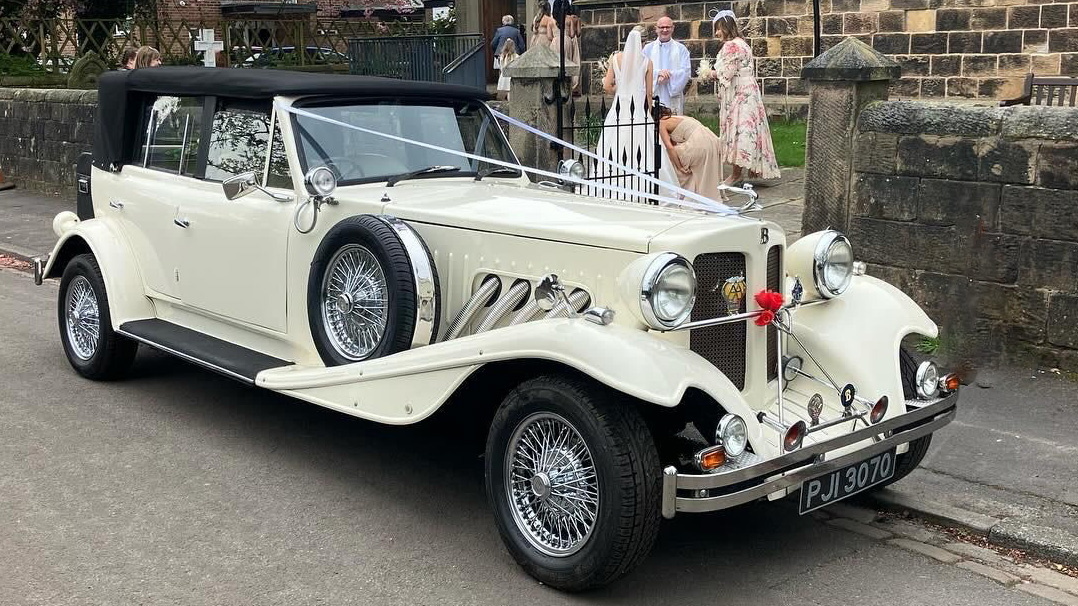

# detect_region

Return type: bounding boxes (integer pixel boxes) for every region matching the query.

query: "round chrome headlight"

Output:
[717,414,748,458]
[640,253,696,329]
[812,231,854,298]
[915,361,940,399]
[305,166,337,196]
[557,159,585,181]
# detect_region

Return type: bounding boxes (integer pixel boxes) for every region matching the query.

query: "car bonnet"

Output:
[368,180,716,253]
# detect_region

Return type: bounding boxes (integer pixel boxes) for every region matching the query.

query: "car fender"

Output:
[789,275,937,411]
[256,319,762,438]
[42,216,154,328]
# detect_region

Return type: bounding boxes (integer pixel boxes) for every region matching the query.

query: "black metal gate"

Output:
[549,0,664,203]
[561,94,664,203]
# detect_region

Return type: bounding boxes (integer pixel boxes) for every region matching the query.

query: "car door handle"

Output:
[173,218,190,228]
[109,200,124,210]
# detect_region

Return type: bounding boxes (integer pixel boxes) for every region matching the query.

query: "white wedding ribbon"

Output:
[275,102,739,215]
[489,108,732,213]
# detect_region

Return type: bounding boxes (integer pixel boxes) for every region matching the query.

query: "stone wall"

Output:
[575,0,1078,101]
[0,88,97,197]
[847,102,1078,369]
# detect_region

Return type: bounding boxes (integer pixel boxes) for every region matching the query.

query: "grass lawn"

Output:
[692,115,806,168]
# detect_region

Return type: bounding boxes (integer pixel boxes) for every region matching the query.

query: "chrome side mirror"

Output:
[222,172,293,203]
[222,172,258,201]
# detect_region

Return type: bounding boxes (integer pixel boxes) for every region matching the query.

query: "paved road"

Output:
[0,268,1059,606]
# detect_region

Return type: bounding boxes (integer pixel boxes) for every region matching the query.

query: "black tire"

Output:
[308,216,435,366]
[57,253,137,380]
[876,347,933,488]
[484,375,662,591]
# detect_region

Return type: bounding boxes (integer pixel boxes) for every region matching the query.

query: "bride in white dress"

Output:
[592,26,680,202]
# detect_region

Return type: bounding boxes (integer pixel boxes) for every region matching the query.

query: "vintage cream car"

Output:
[35,67,958,591]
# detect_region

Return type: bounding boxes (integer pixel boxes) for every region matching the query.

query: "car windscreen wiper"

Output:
[385,165,461,187]
[474,166,521,181]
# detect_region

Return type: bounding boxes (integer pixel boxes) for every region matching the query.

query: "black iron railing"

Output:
[347,33,484,84]
[561,94,665,203]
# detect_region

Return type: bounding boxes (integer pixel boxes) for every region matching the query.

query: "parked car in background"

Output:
[237,45,349,68]
[35,67,959,592]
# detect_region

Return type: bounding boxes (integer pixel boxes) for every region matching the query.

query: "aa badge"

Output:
[718,275,746,316]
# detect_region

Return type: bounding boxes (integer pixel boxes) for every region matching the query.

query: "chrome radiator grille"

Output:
[690,253,747,390]
[766,245,782,381]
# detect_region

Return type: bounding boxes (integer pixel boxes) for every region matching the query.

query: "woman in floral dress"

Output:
[707,12,780,185]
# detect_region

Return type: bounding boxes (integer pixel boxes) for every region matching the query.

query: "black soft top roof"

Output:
[93,67,489,170]
[102,66,487,101]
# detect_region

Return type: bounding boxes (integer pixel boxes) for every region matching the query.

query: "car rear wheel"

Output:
[57,253,137,380]
[484,375,661,591]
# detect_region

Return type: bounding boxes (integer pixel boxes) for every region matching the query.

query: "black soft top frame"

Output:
[93,67,488,171]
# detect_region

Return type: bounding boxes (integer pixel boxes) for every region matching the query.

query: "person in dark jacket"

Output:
[491,15,525,58]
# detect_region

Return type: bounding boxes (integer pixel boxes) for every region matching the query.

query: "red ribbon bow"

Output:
[754,289,784,326]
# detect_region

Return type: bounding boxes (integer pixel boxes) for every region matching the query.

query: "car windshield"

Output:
[291,99,519,186]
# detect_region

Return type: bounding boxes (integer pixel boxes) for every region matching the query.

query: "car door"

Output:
[175,98,294,333]
[110,94,206,300]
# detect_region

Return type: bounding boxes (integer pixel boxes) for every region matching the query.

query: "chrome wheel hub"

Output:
[530,472,552,500]
[335,293,354,314]
[321,244,389,361]
[505,412,599,557]
[65,275,100,361]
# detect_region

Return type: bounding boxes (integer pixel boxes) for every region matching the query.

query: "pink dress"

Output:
[716,38,780,179]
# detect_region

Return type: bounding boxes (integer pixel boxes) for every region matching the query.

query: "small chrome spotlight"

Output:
[915,361,940,399]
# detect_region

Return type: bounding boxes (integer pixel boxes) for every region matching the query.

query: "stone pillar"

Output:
[800,38,900,235]
[503,44,579,176]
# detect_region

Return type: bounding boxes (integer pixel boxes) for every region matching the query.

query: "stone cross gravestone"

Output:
[194,29,224,68]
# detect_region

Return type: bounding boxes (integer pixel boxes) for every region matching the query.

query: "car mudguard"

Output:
[788,275,937,413]
[42,215,154,328]
[256,318,761,438]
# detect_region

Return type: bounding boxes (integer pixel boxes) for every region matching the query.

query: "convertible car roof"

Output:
[93,67,488,170]
[102,66,487,101]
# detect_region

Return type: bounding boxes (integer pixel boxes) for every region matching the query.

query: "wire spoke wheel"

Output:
[505,412,600,557]
[320,244,389,361]
[65,275,100,361]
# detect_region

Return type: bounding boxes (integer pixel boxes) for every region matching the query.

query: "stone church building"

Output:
[482,0,1077,102]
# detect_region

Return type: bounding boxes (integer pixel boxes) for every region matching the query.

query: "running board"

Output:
[118,319,293,384]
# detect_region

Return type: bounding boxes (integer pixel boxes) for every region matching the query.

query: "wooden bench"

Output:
[1000,74,1078,107]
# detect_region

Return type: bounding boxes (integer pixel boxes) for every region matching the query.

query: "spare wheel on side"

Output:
[307,215,440,366]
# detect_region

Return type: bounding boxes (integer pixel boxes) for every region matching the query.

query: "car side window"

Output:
[265,120,292,189]
[205,101,272,184]
[139,95,204,176]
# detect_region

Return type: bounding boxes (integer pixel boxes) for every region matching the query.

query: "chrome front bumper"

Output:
[661,392,958,518]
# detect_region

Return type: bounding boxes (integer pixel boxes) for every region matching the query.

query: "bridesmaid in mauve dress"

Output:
[657,106,726,203]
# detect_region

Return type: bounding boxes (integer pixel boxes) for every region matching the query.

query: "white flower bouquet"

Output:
[696,55,716,80]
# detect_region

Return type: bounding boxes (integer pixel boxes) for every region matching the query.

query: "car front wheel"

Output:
[57,253,137,380]
[873,347,933,489]
[484,375,661,591]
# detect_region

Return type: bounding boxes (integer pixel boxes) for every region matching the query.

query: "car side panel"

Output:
[96,166,184,300]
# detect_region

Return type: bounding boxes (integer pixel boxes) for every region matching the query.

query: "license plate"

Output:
[799,448,897,514]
